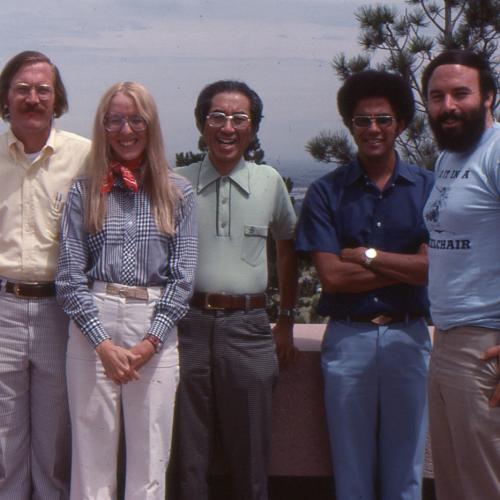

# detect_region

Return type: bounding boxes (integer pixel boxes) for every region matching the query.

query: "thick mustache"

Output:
[22,105,45,113]
[438,111,464,123]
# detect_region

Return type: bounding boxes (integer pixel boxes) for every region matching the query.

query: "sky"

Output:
[0,0,407,168]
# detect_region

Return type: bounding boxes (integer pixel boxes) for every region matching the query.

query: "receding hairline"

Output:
[10,60,56,82]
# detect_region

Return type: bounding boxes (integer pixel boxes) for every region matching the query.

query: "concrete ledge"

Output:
[270,324,330,476]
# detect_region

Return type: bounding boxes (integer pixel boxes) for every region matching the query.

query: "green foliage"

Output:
[175,136,207,167]
[175,151,205,167]
[307,0,500,170]
[306,130,357,165]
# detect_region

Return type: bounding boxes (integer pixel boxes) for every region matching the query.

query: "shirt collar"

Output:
[8,127,55,163]
[344,153,417,187]
[196,155,250,194]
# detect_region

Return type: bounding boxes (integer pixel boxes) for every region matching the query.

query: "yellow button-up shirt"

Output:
[0,127,90,281]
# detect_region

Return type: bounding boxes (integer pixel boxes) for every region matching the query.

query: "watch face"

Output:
[365,248,377,259]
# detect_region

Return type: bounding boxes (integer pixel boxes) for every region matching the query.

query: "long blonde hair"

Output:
[85,82,179,235]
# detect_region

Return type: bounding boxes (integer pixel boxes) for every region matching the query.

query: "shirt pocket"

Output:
[45,200,64,241]
[241,224,268,267]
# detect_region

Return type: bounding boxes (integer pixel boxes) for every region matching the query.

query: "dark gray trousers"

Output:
[174,307,278,500]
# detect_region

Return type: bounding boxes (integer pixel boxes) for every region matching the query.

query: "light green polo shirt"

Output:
[177,156,296,294]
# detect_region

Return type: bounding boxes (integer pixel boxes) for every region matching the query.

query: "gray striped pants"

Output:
[0,284,70,499]
[174,307,278,500]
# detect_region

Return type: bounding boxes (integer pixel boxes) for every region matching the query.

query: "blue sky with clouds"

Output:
[0,0,406,167]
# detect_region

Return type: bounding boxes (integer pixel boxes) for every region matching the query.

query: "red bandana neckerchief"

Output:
[101,157,143,193]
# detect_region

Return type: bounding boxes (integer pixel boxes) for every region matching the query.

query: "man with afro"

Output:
[296,70,434,500]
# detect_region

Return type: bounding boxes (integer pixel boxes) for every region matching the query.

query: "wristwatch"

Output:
[364,248,377,266]
[143,334,161,353]
[278,308,297,318]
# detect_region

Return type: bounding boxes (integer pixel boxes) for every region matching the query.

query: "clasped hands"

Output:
[95,338,155,385]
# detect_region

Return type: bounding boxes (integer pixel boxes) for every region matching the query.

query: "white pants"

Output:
[66,283,179,500]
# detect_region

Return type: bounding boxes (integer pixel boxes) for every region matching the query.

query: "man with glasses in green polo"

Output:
[174,80,298,500]
[296,70,434,500]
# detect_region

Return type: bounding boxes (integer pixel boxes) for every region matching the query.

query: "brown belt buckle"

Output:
[13,282,37,299]
[371,314,393,326]
[13,283,24,298]
[204,293,225,310]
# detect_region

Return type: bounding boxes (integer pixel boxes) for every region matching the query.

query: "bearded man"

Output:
[422,49,500,500]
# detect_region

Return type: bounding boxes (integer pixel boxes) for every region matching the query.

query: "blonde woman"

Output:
[56,82,197,499]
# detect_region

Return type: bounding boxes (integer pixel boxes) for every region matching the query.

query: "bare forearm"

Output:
[313,252,397,294]
[274,239,299,365]
[276,239,298,310]
[369,250,428,285]
[340,244,429,286]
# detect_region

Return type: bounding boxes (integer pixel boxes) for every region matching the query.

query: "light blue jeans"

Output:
[321,318,430,500]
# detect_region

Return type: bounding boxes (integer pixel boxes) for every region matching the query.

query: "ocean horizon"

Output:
[270,157,335,205]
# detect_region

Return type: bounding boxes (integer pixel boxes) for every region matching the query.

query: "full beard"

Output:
[429,104,487,153]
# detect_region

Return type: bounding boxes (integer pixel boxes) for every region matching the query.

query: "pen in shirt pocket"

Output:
[54,192,64,211]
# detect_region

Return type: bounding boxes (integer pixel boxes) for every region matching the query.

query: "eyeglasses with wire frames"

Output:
[103,113,148,133]
[352,114,396,128]
[11,83,54,100]
[206,112,251,130]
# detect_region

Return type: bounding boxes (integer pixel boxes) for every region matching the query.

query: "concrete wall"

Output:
[269,324,434,478]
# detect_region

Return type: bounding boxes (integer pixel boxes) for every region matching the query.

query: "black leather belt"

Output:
[191,292,267,311]
[335,313,421,325]
[5,281,56,299]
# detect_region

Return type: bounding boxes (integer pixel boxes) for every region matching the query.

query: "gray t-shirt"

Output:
[424,127,500,330]
[177,156,296,294]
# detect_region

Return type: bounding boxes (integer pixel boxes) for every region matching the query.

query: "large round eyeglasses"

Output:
[206,112,251,130]
[104,113,148,133]
[11,83,54,100]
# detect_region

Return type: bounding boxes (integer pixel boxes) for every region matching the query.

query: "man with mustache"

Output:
[422,49,500,500]
[0,51,90,499]
[296,70,433,500]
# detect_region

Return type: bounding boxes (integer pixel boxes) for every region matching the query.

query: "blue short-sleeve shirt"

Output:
[295,157,434,318]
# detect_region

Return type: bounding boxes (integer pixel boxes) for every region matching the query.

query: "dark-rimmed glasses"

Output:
[103,114,147,133]
[352,115,396,128]
[11,83,53,100]
[206,112,251,130]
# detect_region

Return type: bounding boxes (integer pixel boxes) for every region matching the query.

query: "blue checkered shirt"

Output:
[56,173,197,348]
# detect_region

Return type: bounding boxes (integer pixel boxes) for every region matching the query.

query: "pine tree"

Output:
[306,0,500,170]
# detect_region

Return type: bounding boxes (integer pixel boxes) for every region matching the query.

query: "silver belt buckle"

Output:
[106,283,148,301]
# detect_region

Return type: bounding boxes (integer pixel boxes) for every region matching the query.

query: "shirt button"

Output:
[376,221,382,228]
[379,194,383,199]
[221,198,228,204]
[221,222,227,228]
[373,297,379,302]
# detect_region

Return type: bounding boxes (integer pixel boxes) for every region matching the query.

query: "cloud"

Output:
[0,0,408,164]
